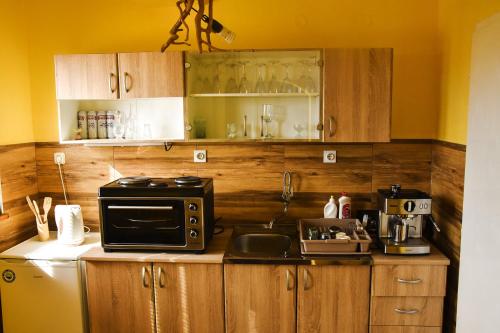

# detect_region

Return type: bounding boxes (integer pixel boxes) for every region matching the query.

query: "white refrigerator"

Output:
[0,232,100,333]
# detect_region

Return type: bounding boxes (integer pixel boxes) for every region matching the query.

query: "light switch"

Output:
[323,150,337,163]
[194,150,207,163]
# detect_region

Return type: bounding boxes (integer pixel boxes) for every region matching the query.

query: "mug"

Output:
[54,205,89,245]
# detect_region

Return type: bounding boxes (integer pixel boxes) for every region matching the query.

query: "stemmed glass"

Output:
[212,61,223,94]
[225,63,238,93]
[297,58,317,94]
[267,61,280,94]
[254,63,267,94]
[280,63,298,93]
[262,104,273,138]
[238,61,250,94]
[293,123,305,138]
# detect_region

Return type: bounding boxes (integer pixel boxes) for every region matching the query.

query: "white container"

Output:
[323,195,338,218]
[106,110,115,139]
[338,192,351,219]
[77,111,88,139]
[87,111,97,139]
[97,111,107,139]
[54,205,85,245]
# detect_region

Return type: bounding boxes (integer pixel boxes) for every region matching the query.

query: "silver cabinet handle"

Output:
[285,269,293,291]
[397,278,422,284]
[157,267,165,288]
[303,268,312,291]
[109,73,117,93]
[394,308,419,315]
[124,72,132,92]
[141,266,151,288]
[329,116,336,137]
[108,206,173,210]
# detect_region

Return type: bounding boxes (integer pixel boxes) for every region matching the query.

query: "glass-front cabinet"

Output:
[184,50,322,141]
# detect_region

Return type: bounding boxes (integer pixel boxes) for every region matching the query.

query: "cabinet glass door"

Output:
[185,50,322,141]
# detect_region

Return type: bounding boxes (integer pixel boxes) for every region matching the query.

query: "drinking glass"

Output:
[267,61,280,94]
[254,63,267,94]
[297,58,317,94]
[238,61,250,94]
[280,63,298,93]
[262,104,273,138]
[225,63,238,93]
[293,123,305,138]
[212,61,223,94]
[227,123,237,139]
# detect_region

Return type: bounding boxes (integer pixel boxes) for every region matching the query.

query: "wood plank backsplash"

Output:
[35,142,432,229]
[0,143,38,251]
[430,141,465,333]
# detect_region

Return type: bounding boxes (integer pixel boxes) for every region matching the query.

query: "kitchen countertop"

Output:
[80,228,232,264]
[371,245,450,265]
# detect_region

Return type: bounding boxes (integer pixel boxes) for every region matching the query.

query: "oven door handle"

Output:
[128,218,177,224]
[108,206,174,210]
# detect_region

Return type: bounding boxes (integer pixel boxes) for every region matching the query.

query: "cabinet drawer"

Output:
[370,297,443,326]
[372,265,447,296]
[370,326,441,333]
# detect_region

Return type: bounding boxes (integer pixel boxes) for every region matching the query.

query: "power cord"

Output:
[57,162,69,205]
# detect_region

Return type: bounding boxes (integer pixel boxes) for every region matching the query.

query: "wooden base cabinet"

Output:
[86,261,224,333]
[224,264,297,333]
[224,264,371,333]
[297,266,370,333]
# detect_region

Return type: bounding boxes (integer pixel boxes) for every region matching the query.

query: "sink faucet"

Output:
[269,171,294,229]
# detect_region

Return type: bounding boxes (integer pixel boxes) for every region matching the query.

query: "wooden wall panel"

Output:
[373,143,432,193]
[0,143,38,251]
[32,142,434,226]
[430,142,465,333]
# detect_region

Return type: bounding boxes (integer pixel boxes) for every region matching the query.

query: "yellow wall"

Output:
[24,0,440,142]
[0,0,33,145]
[437,0,500,144]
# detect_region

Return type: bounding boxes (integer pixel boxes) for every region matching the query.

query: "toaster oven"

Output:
[98,176,215,252]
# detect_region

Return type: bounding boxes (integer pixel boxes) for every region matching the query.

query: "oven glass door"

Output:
[101,199,186,246]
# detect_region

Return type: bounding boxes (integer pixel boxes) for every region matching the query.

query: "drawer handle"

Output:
[303,268,312,291]
[397,278,422,284]
[285,269,294,291]
[394,308,419,315]
[141,266,151,288]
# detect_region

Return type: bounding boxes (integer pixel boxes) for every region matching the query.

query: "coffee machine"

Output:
[377,184,440,254]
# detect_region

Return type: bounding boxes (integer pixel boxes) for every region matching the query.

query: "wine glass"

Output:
[212,61,223,94]
[297,58,317,94]
[227,123,237,139]
[238,61,250,94]
[254,63,267,94]
[262,104,273,138]
[225,63,238,93]
[293,123,305,138]
[267,61,280,93]
[280,63,298,93]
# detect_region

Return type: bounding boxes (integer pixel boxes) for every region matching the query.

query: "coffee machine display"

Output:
[377,184,440,255]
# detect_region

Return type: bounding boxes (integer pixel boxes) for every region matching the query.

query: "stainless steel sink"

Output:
[233,233,292,256]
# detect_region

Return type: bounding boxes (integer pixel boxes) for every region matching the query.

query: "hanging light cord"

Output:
[57,163,69,205]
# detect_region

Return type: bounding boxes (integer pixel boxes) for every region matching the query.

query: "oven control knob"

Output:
[189,216,198,224]
[188,203,198,211]
[189,229,199,239]
[403,200,416,212]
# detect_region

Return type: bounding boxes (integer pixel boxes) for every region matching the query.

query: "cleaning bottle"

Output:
[338,192,351,219]
[323,195,338,218]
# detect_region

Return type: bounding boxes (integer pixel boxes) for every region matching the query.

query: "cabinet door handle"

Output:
[124,72,132,93]
[285,269,293,291]
[394,308,419,315]
[141,266,151,288]
[109,73,117,93]
[328,116,336,137]
[303,268,312,290]
[157,267,166,288]
[396,278,422,284]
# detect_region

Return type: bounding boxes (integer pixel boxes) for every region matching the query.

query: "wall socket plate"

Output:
[323,150,337,163]
[194,150,207,163]
[54,152,66,165]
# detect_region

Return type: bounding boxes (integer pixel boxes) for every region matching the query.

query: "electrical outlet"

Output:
[323,150,337,163]
[54,152,66,165]
[194,150,207,163]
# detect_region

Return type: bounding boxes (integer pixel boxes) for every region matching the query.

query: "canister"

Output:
[106,110,115,139]
[87,111,97,139]
[97,111,107,139]
[77,111,88,139]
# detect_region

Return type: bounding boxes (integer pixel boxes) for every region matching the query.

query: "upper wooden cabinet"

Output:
[297,265,370,333]
[55,54,119,100]
[323,48,393,142]
[224,264,296,333]
[54,51,183,100]
[118,52,184,99]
